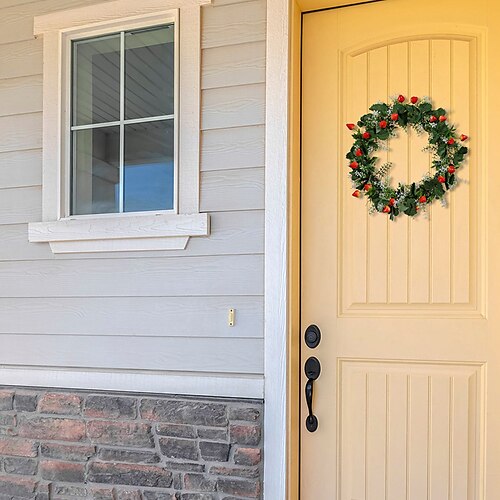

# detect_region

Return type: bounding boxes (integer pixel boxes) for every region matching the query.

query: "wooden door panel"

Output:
[340,35,482,318]
[339,360,483,500]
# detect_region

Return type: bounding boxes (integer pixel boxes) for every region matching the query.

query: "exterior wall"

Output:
[0,387,263,499]
[0,0,266,393]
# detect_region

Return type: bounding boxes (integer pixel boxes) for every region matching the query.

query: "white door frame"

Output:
[264,0,290,497]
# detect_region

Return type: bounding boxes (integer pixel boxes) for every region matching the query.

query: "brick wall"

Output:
[0,387,263,499]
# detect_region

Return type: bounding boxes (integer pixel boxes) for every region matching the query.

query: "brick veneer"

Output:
[0,387,263,499]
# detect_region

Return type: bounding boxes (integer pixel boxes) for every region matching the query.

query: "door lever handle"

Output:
[304,356,321,432]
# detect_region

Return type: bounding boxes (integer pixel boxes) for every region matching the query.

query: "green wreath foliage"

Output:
[347,95,469,219]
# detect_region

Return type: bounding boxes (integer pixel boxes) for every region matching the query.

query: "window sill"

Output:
[28,212,210,254]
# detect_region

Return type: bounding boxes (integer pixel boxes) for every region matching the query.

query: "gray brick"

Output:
[87,420,154,448]
[84,395,137,419]
[184,473,216,492]
[217,478,261,498]
[0,414,16,427]
[209,465,260,479]
[88,462,173,488]
[181,495,217,500]
[159,437,199,461]
[14,393,38,413]
[3,457,37,475]
[114,490,142,500]
[227,407,261,422]
[140,400,227,427]
[196,427,227,441]
[163,461,205,473]
[142,493,178,500]
[40,443,95,462]
[156,423,196,439]
[199,441,230,462]
[98,448,160,464]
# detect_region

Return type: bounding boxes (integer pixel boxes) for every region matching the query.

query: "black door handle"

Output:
[304,356,321,432]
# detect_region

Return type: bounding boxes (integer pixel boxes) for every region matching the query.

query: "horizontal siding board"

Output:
[0,254,263,297]
[0,39,42,79]
[201,125,265,171]
[0,75,42,117]
[201,83,265,130]
[0,113,41,153]
[0,296,263,337]
[202,0,266,49]
[0,211,264,260]
[0,0,116,45]
[0,149,42,189]
[202,40,265,90]
[0,335,264,374]
[201,167,264,212]
[0,186,41,224]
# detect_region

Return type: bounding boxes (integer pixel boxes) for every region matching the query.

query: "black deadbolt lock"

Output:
[304,324,321,349]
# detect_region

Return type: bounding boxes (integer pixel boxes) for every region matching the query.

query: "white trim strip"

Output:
[264,0,290,497]
[34,0,211,35]
[0,367,264,399]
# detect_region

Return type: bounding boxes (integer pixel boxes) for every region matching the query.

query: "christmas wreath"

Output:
[347,94,469,219]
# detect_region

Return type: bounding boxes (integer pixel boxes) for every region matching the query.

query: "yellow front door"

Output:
[300,1,500,498]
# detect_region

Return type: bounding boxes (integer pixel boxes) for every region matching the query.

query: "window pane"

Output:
[125,25,174,120]
[72,126,120,215]
[73,34,121,126]
[123,120,174,212]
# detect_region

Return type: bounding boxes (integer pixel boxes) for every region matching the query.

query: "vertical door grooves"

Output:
[448,376,454,500]
[406,374,411,500]
[385,373,389,500]
[386,45,391,305]
[365,372,370,500]
[428,40,433,304]
[450,40,455,304]
[427,376,432,500]
[406,41,412,304]
[365,52,371,303]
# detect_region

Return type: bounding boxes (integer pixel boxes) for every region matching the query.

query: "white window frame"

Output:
[29,0,210,253]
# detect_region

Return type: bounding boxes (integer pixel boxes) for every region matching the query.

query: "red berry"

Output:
[364,183,372,191]
[447,138,455,145]
[419,195,427,203]
[355,148,363,157]
[438,175,446,183]
[389,198,396,206]
[350,161,359,169]
[411,96,418,104]
[460,134,468,141]
[430,115,438,123]
[391,113,399,121]
[439,115,447,122]
[346,123,356,130]
[362,132,371,139]
[382,206,391,214]
[397,95,405,103]
[448,165,456,174]
[352,190,361,198]
[379,120,388,129]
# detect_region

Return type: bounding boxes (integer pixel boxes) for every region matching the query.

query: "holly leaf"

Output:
[419,102,432,113]
[370,103,389,114]
[459,146,468,155]
[377,129,390,140]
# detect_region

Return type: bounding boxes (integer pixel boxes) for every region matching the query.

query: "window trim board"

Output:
[30,0,210,253]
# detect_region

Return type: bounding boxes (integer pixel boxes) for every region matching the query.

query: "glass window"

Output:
[71,24,175,216]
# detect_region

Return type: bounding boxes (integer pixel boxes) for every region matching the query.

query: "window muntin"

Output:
[70,24,176,216]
